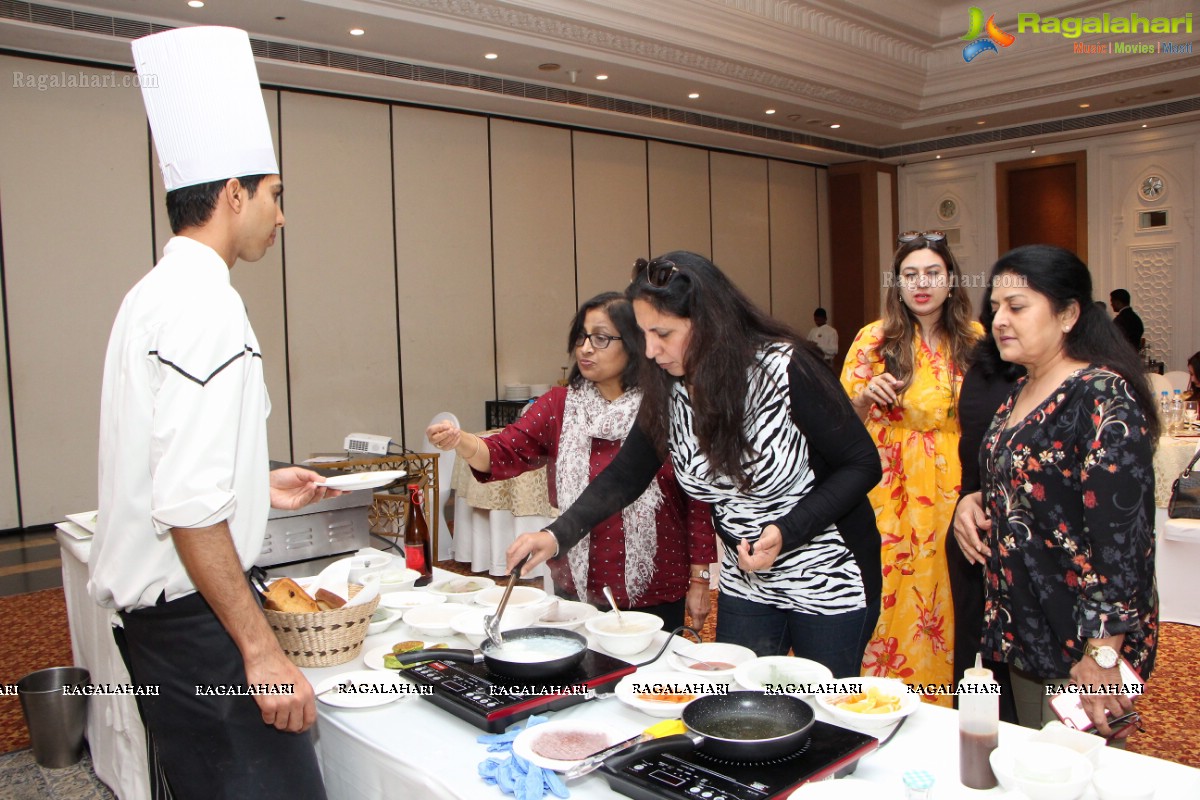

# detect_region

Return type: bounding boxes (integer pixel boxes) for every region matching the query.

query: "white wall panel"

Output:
[648,142,710,258]
[711,152,771,310]
[0,57,152,524]
[280,93,399,458]
[768,161,821,333]
[490,120,577,391]
[149,90,290,461]
[572,132,649,302]
[392,108,494,441]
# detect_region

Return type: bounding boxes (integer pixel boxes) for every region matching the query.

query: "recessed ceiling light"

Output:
[596,74,608,80]
[977,120,986,125]
[187,0,204,7]
[1079,103,1090,109]
[765,109,776,115]
[829,123,841,129]
[1030,147,1037,153]
[688,92,700,99]
[1142,123,1149,128]
[538,63,561,71]
[484,53,498,60]
[349,28,365,36]
[935,155,942,159]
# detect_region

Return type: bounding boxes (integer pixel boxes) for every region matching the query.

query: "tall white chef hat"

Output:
[132,26,278,192]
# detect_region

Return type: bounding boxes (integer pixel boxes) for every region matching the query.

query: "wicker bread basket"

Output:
[264,584,380,667]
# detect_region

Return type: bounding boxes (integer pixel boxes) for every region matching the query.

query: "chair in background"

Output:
[421,411,459,560]
[1150,373,1172,397]
[1164,371,1190,393]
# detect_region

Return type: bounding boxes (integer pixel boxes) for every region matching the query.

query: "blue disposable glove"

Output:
[476,716,569,799]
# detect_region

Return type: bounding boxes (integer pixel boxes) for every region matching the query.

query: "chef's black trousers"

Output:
[114,589,327,800]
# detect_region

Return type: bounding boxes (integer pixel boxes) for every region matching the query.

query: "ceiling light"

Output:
[1079,103,1090,109]
[935,155,941,159]
[765,109,776,115]
[977,120,986,125]
[484,53,498,60]
[538,63,561,71]
[187,0,204,7]
[688,92,700,99]
[596,74,608,80]
[1142,123,1149,128]
[1030,147,1037,153]
[349,28,365,36]
[829,123,841,129]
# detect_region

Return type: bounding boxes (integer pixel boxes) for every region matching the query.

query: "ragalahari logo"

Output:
[962,7,1016,62]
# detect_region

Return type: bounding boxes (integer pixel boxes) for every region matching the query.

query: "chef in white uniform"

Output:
[89,26,333,800]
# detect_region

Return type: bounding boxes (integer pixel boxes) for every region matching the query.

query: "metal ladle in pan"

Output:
[483,553,529,646]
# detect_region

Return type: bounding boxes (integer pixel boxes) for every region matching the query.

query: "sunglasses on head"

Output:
[898,230,946,244]
[632,257,679,287]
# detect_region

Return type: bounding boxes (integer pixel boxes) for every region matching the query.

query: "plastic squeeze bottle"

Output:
[958,653,999,789]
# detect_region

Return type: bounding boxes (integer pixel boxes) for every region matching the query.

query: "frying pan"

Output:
[603,691,815,767]
[396,627,587,681]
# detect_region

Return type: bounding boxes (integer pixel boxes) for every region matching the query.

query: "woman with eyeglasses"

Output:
[506,253,882,676]
[427,292,716,630]
[840,231,981,705]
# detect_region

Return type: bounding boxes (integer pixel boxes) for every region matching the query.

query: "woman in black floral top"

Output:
[958,245,1159,738]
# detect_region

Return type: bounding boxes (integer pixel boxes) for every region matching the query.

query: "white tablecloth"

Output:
[1154,435,1199,508]
[55,525,151,800]
[303,570,1200,800]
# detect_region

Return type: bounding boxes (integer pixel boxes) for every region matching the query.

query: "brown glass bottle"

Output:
[403,483,432,577]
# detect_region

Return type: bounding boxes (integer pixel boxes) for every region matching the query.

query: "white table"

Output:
[55,523,151,800]
[302,580,1200,800]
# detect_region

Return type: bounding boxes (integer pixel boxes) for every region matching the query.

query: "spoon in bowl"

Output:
[602,586,625,627]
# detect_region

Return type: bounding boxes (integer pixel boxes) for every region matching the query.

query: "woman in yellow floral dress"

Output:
[841,232,981,706]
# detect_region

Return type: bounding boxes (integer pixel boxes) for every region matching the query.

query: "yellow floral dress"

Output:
[841,321,980,706]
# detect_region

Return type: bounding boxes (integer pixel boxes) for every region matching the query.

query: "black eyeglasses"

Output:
[898,230,946,244]
[574,333,622,350]
[632,257,679,287]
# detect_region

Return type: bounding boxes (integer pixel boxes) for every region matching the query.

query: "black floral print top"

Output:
[980,366,1158,679]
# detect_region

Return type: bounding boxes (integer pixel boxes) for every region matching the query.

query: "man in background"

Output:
[1110,289,1144,353]
[807,307,839,368]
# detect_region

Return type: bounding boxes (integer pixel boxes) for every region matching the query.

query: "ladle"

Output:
[602,585,625,627]
[483,553,529,646]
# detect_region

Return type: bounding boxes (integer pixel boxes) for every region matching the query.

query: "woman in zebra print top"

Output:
[508,252,882,677]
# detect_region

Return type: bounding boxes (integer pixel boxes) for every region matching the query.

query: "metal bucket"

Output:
[17,667,90,768]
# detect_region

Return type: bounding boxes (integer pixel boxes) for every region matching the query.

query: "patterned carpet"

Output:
[1,585,1196,772]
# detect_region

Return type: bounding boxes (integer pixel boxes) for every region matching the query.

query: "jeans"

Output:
[715,592,879,678]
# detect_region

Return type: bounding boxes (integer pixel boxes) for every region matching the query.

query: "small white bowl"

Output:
[378,568,421,593]
[450,605,540,647]
[1012,743,1093,800]
[989,744,1018,791]
[403,603,471,637]
[427,575,495,604]
[614,670,725,718]
[1031,721,1106,767]
[534,599,600,631]
[585,611,663,656]
[366,606,403,636]
[473,585,547,609]
[380,591,446,611]
[734,656,834,696]
[1092,765,1157,800]
[666,642,756,680]
[814,676,920,731]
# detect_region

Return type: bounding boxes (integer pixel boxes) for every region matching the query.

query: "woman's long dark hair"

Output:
[565,292,644,391]
[626,250,831,489]
[879,237,979,392]
[1187,351,1200,400]
[978,244,1160,440]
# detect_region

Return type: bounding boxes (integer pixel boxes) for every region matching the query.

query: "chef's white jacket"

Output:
[90,236,271,611]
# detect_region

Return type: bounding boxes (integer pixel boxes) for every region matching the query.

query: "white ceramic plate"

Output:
[64,511,99,535]
[534,599,599,631]
[614,671,726,718]
[380,591,446,611]
[666,642,756,680]
[788,778,900,799]
[512,719,640,772]
[734,656,835,696]
[366,606,403,636]
[814,676,921,731]
[313,670,410,708]
[321,470,407,491]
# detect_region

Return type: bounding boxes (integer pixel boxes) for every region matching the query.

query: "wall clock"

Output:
[1139,175,1165,201]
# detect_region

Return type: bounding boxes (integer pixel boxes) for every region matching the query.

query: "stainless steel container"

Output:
[255,488,374,568]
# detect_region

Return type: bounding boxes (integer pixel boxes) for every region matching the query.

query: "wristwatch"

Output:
[695,569,711,580]
[1085,642,1119,668]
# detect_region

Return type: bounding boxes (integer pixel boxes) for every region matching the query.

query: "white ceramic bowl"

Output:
[814,676,920,731]
[1092,765,1157,800]
[534,599,600,631]
[380,591,446,611]
[473,585,547,610]
[403,603,471,637]
[366,606,403,636]
[378,568,421,593]
[734,656,834,696]
[427,575,495,604]
[666,642,756,680]
[585,611,664,656]
[613,670,725,718]
[450,605,540,647]
[1011,743,1093,800]
[1030,721,1106,767]
[989,744,1018,791]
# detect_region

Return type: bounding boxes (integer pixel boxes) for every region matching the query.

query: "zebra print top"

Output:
[547,341,882,616]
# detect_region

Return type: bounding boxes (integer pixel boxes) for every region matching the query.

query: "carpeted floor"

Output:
[1,583,1197,772]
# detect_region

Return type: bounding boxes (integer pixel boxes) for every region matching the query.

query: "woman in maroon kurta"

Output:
[428,292,716,629]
